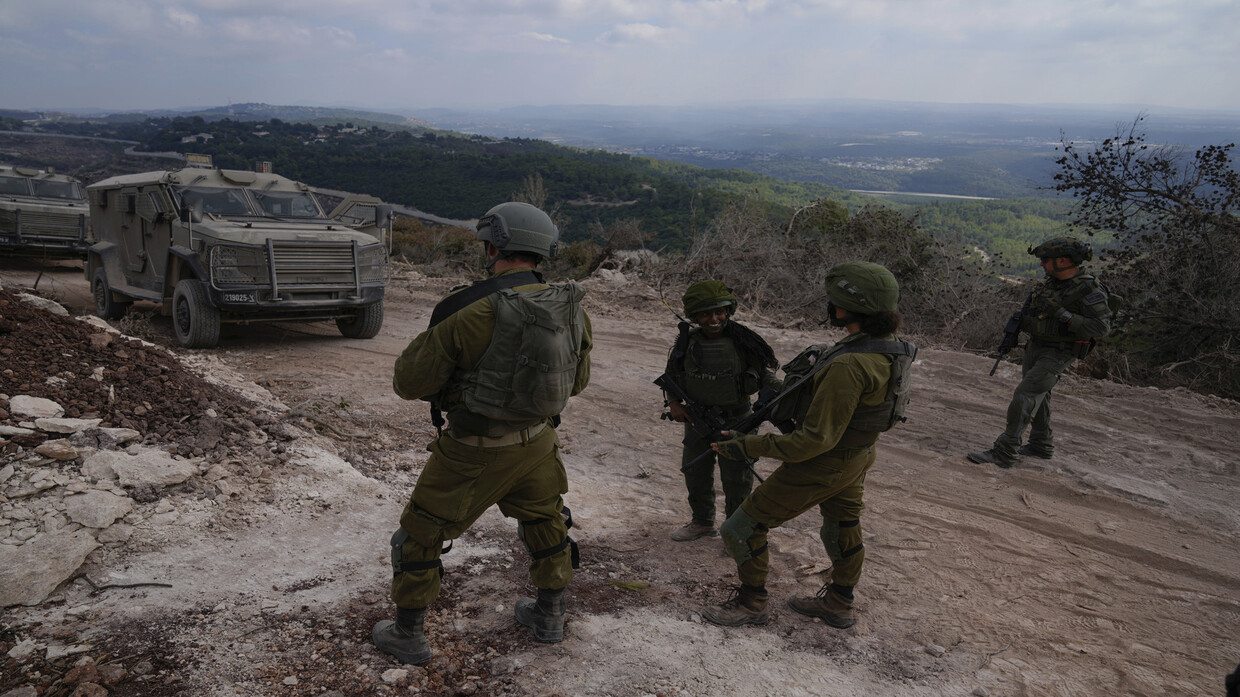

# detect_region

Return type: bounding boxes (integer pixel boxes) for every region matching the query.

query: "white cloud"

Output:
[599,22,671,44]
[525,31,571,44]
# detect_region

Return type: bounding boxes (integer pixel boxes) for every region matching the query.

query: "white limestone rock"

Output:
[0,529,99,607]
[64,490,134,529]
[9,396,65,419]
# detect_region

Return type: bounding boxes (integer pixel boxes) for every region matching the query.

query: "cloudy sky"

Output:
[2,0,1238,113]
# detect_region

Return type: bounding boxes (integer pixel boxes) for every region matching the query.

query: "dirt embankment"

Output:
[2,262,1238,697]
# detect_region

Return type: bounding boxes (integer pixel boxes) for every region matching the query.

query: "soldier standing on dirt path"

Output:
[968,237,1112,469]
[662,280,781,542]
[702,262,916,631]
[372,202,593,665]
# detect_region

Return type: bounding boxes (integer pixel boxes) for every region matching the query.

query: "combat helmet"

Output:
[824,262,899,315]
[1029,236,1092,265]
[476,202,560,260]
[682,280,737,317]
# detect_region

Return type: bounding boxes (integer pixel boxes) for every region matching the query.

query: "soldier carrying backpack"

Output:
[702,262,917,631]
[373,202,593,665]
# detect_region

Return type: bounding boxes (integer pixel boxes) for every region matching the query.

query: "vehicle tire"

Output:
[92,267,131,320]
[336,301,384,339]
[172,279,221,348]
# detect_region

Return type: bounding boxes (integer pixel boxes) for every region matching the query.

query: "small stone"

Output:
[1,687,39,697]
[282,676,299,686]
[381,668,408,685]
[972,688,991,697]
[131,660,154,676]
[925,643,946,657]
[35,439,81,461]
[6,639,39,659]
[97,664,128,685]
[17,293,69,315]
[63,664,100,685]
[9,396,65,419]
[35,418,104,434]
[69,684,108,697]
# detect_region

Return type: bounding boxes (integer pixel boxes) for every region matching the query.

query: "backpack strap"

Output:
[426,270,542,329]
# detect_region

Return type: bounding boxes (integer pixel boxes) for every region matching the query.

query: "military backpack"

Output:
[770,339,917,432]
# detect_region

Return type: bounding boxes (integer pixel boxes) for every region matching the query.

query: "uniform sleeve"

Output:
[572,310,593,396]
[734,357,876,462]
[392,297,495,401]
[392,320,461,401]
[1066,284,1112,339]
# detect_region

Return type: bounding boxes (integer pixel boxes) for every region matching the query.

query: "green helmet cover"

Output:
[1029,236,1092,264]
[825,262,899,314]
[682,280,737,317]
[476,201,560,259]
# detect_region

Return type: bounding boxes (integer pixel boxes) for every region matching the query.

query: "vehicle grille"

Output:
[271,242,359,287]
[0,209,87,241]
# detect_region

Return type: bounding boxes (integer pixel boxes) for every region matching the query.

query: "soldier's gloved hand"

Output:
[711,432,747,461]
[1054,306,1074,324]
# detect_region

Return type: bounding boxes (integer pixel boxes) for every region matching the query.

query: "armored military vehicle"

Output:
[86,163,392,348]
[0,164,90,258]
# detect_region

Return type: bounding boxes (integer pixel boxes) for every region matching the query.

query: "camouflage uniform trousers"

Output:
[680,421,756,526]
[723,443,875,588]
[390,424,572,609]
[992,339,1076,459]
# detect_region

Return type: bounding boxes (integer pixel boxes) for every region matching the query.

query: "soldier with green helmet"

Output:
[968,236,1112,468]
[373,202,593,665]
[702,262,917,630]
[662,280,781,541]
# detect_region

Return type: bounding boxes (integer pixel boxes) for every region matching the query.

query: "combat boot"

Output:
[671,521,718,541]
[1018,444,1053,459]
[967,449,1016,468]
[702,586,769,626]
[788,585,855,628]
[372,606,431,665]
[515,588,567,643]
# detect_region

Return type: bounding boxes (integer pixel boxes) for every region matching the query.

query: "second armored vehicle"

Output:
[0,164,90,259]
[86,164,391,348]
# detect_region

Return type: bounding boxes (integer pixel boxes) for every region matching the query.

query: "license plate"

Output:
[222,292,255,303]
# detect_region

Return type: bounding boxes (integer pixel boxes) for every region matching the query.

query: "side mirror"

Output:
[375,204,393,227]
[179,193,204,224]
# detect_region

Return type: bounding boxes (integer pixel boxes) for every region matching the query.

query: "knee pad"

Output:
[519,516,579,569]
[820,518,863,563]
[720,507,761,564]
[390,528,444,579]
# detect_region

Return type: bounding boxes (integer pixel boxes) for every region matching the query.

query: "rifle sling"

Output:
[426,270,542,329]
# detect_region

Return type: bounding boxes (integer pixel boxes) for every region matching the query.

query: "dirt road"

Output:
[3,261,1238,696]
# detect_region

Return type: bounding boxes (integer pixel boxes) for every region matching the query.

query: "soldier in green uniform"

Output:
[662,281,780,541]
[968,237,1111,468]
[373,202,593,665]
[702,262,916,630]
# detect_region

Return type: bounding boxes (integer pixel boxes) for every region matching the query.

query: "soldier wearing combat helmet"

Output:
[661,280,780,541]
[373,202,592,664]
[968,236,1112,468]
[702,262,917,630]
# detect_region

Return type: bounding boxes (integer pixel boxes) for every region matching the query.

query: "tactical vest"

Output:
[681,331,752,408]
[1022,273,1108,342]
[771,338,917,433]
[446,283,586,432]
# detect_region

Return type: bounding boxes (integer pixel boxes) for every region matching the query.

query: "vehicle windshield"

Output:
[0,176,31,196]
[30,179,84,201]
[174,185,259,216]
[252,190,323,218]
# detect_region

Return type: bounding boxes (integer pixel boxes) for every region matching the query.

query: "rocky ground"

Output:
[1,260,1238,697]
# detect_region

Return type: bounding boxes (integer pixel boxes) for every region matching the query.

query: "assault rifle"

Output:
[653,372,731,447]
[989,293,1033,376]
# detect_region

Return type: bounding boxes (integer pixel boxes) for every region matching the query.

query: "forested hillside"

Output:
[30,115,1071,263]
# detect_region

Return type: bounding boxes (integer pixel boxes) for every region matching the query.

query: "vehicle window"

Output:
[31,179,84,201]
[175,186,256,216]
[0,176,31,196]
[253,190,322,218]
